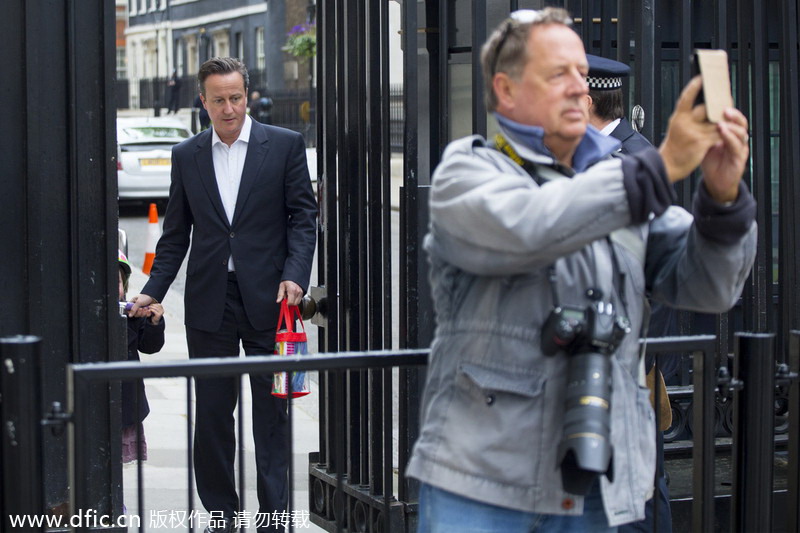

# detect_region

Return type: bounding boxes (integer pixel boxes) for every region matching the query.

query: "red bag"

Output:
[271,300,310,399]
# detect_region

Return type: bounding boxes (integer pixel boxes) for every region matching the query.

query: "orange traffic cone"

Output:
[142,203,160,275]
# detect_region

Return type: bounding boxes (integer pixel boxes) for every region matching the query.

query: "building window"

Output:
[213,31,230,58]
[186,35,197,74]
[128,41,137,78]
[255,27,265,71]
[175,39,185,76]
[116,46,127,79]
[235,32,243,61]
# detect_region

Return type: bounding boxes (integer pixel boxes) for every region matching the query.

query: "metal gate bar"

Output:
[646,335,718,532]
[0,336,45,531]
[731,333,776,531]
[187,379,195,533]
[778,0,800,360]
[789,331,800,532]
[70,350,427,532]
[65,337,755,533]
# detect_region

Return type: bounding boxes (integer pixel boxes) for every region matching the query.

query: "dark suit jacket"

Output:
[142,120,317,332]
[609,117,652,155]
[611,117,682,378]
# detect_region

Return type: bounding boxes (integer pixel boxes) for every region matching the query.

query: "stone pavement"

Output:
[124,267,326,532]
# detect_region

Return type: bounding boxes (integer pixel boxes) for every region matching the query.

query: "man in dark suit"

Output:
[586,54,674,533]
[129,57,317,533]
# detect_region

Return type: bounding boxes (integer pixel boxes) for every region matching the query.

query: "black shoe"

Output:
[204,518,234,533]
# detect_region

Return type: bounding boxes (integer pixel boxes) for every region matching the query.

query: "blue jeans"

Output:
[417,482,617,533]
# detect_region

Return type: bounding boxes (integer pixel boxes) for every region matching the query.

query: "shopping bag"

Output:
[272,299,311,399]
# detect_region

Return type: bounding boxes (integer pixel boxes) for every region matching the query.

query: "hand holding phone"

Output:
[692,49,734,123]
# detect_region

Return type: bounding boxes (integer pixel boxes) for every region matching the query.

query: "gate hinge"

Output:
[717,366,743,397]
[42,401,72,436]
[775,362,799,387]
[299,286,329,327]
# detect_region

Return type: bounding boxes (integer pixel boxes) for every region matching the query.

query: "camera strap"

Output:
[493,134,575,185]
[606,236,629,319]
[547,265,561,306]
[494,134,629,317]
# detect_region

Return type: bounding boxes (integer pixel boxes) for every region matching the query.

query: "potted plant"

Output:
[283,23,316,61]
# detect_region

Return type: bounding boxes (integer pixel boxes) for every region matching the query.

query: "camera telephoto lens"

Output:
[556,351,613,495]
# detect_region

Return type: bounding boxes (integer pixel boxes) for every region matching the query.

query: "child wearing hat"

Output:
[118,250,165,463]
[585,54,653,155]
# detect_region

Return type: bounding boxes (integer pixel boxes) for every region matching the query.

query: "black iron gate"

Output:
[0,331,795,531]
[0,0,119,523]
[395,0,800,350]
[309,0,800,531]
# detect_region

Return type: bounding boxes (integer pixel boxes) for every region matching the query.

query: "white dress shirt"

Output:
[211,115,252,271]
[600,117,621,137]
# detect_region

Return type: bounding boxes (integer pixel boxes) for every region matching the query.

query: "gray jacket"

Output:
[406,131,757,526]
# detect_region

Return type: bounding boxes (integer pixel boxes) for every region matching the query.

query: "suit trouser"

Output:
[186,273,288,531]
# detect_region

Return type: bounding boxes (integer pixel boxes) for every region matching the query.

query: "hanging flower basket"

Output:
[283,23,316,61]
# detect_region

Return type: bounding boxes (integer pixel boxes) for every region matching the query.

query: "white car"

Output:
[116,117,192,201]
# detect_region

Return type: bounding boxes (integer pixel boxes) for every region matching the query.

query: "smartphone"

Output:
[691,49,734,123]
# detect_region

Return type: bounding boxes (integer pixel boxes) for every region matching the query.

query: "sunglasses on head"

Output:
[491,10,558,75]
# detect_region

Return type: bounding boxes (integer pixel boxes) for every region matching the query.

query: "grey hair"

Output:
[480,7,573,111]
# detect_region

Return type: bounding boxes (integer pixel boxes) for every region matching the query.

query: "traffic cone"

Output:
[142,203,160,275]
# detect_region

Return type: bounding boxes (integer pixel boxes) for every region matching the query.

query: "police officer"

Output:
[585,54,651,154]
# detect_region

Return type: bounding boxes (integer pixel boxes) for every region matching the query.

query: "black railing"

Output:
[3,333,796,531]
[68,350,428,533]
[647,335,718,532]
[62,334,796,532]
[114,78,130,112]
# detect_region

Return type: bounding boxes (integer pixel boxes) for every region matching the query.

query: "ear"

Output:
[493,72,516,112]
[199,93,208,109]
[585,94,593,110]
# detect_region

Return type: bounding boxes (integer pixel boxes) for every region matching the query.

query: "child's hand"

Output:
[148,303,164,325]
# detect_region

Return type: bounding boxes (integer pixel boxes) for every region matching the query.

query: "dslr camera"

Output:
[541,289,630,495]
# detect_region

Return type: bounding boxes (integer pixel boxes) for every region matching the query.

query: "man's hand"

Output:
[128,294,155,318]
[700,107,750,203]
[659,76,721,183]
[276,281,304,306]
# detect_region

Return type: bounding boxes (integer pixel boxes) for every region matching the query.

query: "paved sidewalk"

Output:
[124,268,325,532]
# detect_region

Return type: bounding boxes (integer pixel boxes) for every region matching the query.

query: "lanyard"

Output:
[494,134,545,185]
[494,134,576,183]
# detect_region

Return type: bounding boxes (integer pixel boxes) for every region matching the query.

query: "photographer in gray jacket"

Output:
[407,7,755,532]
